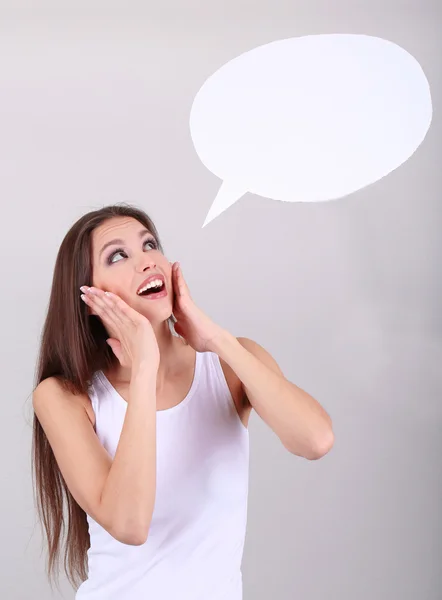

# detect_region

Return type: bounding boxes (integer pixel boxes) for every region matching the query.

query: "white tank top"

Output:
[75,350,250,600]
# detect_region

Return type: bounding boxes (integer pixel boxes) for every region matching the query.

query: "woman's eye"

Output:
[109,250,125,264]
[108,239,157,264]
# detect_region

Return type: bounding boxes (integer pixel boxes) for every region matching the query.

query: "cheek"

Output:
[90,264,106,289]
[167,268,174,290]
[91,262,135,302]
[92,272,125,296]
[156,254,172,281]
[91,275,107,291]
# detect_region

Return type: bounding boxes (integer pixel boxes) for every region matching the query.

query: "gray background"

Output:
[1,1,441,598]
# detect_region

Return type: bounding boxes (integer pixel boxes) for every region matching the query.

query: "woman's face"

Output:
[90,216,173,324]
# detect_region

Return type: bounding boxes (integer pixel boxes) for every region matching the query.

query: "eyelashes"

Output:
[107,238,159,265]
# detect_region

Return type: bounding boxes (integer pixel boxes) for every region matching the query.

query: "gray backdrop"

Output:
[1,1,441,598]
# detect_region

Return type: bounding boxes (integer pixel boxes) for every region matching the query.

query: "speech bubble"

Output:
[189,34,433,227]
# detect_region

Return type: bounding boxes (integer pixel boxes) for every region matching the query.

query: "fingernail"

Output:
[80,294,87,302]
[80,286,89,293]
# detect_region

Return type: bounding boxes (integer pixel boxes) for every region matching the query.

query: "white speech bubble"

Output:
[189,34,433,227]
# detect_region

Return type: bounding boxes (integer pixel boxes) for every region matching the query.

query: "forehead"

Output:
[93,216,145,238]
[92,216,150,250]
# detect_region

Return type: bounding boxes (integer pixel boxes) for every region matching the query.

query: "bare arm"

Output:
[99,367,157,544]
[33,367,157,546]
[211,333,334,459]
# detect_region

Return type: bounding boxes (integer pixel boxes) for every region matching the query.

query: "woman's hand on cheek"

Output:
[170,262,225,353]
[80,285,160,371]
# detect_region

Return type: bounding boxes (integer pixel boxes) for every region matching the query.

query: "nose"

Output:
[135,253,156,273]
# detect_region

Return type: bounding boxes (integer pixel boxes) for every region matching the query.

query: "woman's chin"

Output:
[135,301,173,325]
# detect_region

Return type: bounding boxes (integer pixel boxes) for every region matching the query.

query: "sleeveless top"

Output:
[75,350,250,600]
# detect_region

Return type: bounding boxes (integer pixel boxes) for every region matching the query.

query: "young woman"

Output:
[32,203,334,600]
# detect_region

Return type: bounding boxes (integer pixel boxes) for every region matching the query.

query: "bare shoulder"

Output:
[33,376,95,426]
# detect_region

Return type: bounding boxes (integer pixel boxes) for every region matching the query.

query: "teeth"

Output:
[137,279,163,294]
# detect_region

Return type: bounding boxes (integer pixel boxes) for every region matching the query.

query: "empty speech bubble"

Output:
[189,34,433,227]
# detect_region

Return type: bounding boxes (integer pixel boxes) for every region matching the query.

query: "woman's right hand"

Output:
[80,286,160,374]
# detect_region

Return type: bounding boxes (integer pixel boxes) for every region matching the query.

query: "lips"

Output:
[136,273,165,295]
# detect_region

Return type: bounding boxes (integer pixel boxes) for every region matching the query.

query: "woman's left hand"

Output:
[170,262,225,353]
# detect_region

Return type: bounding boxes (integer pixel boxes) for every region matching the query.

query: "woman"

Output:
[32,203,334,599]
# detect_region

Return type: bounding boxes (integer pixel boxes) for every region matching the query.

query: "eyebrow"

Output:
[99,229,153,258]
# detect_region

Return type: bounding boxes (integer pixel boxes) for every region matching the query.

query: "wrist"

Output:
[207,328,237,356]
[131,361,158,383]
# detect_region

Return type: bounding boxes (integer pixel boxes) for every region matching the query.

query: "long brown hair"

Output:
[31,203,176,591]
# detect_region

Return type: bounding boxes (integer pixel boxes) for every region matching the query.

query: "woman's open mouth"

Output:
[136,278,168,300]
